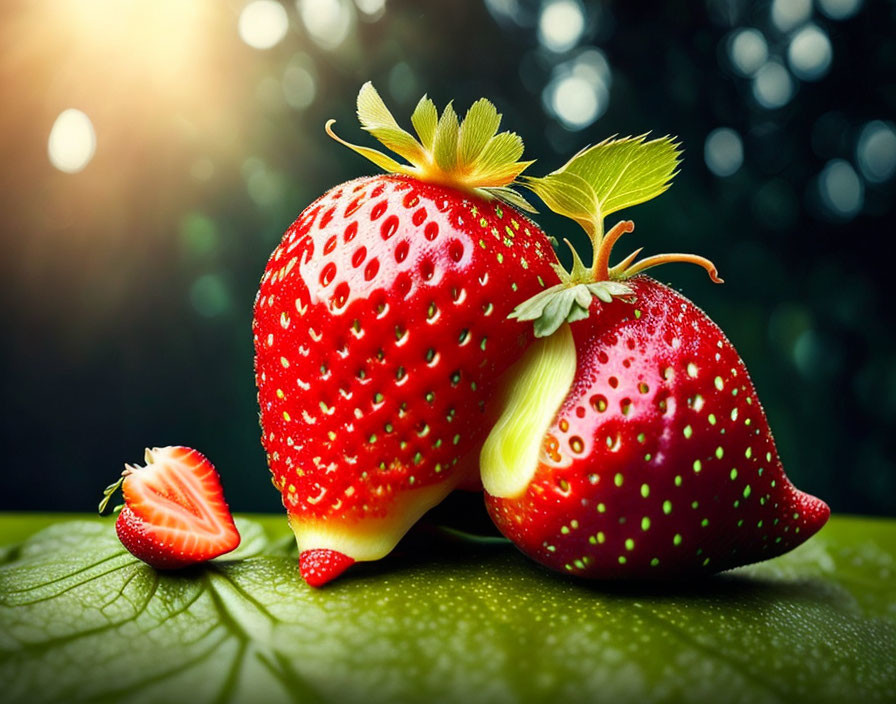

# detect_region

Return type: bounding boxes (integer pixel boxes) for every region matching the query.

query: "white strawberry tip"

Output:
[287,476,468,563]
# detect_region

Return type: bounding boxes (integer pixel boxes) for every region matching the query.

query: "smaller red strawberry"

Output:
[99,446,241,569]
[481,135,829,578]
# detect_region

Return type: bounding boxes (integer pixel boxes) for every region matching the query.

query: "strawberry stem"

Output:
[613,252,724,283]
[593,220,635,281]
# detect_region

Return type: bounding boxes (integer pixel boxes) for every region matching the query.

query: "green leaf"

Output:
[526,135,681,234]
[522,170,600,238]
[2,514,894,704]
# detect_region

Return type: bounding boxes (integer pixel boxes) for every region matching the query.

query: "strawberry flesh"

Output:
[115,446,241,569]
[486,277,829,578]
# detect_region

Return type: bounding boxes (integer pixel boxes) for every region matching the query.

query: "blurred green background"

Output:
[1,0,894,516]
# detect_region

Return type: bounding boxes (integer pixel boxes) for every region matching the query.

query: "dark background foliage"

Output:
[1,0,894,516]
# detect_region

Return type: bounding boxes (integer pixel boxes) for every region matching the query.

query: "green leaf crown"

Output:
[327,82,535,211]
[512,135,722,337]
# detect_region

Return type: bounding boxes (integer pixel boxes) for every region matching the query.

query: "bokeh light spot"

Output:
[179,213,219,259]
[354,0,386,21]
[543,49,611,131]
[243,158,285,208]
[771,0,812,33]
[818,0,863,20]
[752,61,794,109]
[484,0,527,27]
[48,109,96,174]
[298,0,353,50]
[238,0,289,50]
[571,48,611,86]
[704,128,744,177]
[190,274,231,317]
[727,28,768,77]
[389,62,419,104]
[546,75,606,130]
[538,0,585,53]
[856,121,896,183]
[818,159,864,220]
[788,24,832,81]
[283,55,316,110]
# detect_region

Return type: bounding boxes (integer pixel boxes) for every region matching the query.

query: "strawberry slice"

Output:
[102,446,241,569]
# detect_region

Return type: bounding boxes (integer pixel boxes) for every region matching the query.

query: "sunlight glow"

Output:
[48,109,96,173]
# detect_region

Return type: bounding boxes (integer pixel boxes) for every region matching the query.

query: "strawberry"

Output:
[98,446,241,569]
[252,83,559,585]
[481,136,829,578]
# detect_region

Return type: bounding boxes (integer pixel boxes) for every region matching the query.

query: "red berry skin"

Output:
[253,174,559,572]
[115,447,241,570]
[299,549,355,588]
[486,277,830,578]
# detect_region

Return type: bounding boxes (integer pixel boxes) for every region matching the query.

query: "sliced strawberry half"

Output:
[103,446,241,569]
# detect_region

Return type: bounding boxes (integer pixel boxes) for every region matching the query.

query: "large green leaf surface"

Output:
[0,514,894,704]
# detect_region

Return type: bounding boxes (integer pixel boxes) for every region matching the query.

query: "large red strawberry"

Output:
[253,83,559,586]
[99,446,241,569]
[480,136,829,578]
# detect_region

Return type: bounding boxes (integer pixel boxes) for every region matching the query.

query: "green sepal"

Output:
[458,98,502,166]
[509,279,635,338]
[97,475,125,515]
[356,82,426,165]
[410,95,438,150]
[481,187,537,213]
[327,82,535,209]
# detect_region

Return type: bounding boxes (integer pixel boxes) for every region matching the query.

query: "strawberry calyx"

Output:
[326,82,536,212]
[510,135,723,338]
[98,473,126,514]
[98,448,158,514]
